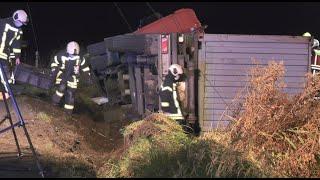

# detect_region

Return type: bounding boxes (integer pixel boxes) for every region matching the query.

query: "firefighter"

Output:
[311,39,320,74]
[50,41,90,114]
[302,32,320,74]
[311,40,320,100]
[303,32,320,99]
[159,64,185,124]
[0,10,28,100]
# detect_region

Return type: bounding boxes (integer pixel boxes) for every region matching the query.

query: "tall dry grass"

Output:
[220,61,320,177]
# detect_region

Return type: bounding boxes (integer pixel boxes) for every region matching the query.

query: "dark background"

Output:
[0,2,318,68]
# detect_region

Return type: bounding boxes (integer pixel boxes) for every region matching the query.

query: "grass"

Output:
[224,61,320,177]
[42,153,97,178]
[98,113,263,178]
[36,111,52,123]
[98,61,320,178]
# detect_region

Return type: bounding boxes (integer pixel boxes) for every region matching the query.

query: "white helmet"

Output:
[313,39,319,48]
[303,32,312,37]
[67,41,80,55]
[169,64,183,80]
[12,10,29,26]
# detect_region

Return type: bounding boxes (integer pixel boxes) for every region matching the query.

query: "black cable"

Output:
[113,2,133,32]
[145,2,162,19]
[26,2,41,64]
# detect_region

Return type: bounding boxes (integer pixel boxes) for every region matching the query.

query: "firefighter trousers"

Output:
[52,82,76,113]
[0,58,16,93]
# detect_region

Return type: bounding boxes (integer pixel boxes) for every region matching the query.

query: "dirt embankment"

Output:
[0,95,133,178]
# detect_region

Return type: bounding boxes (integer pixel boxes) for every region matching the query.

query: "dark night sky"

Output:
[0,2,319,67]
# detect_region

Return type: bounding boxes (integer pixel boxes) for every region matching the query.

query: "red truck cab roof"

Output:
[134,8,202,34]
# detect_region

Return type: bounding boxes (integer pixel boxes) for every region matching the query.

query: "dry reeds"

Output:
[225,61,320,177]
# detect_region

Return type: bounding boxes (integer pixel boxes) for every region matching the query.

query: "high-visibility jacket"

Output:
[0,17,23,92]
[0,18,22,61]
[50,50,90,88]
[311,48,320,75]
[160,72,184,120]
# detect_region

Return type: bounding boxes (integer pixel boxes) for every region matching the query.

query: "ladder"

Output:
[0,60,44,177]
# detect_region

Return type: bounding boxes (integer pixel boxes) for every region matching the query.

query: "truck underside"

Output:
[86,9,204,128]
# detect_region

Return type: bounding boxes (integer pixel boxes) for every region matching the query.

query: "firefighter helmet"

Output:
[313,39,319,48]
[169,64,183,80]
[12,10,29,26]
[67,41,80,55]
[303,32,312,37]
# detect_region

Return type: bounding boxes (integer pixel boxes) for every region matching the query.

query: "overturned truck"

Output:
[87,8,312,132]
[10,9,311,132]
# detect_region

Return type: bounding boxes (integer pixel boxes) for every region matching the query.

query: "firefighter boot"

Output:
[52,94,60,106]
[52,84,66,106]
[64,108,73,115]
[64,88,75,115]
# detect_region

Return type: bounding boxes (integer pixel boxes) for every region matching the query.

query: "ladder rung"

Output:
[0,116,10,125]
[0,118,7,123]
[0,122,20,135]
